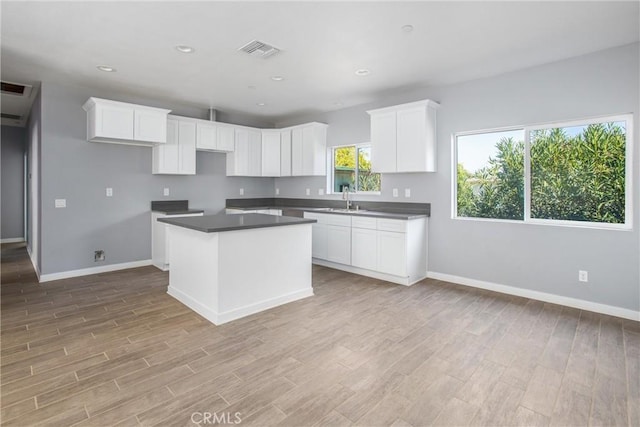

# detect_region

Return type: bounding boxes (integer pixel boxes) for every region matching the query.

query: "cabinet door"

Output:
[370,111,397,173]
[153,119,179,174]
[247,129,262,176]
[301,126,315,175]
[377,231,407,277]
[351,227,377,270]
[217,125,235,152]
[280,129,292,176]
[327,225,351,265]
[196,122,217,150]
[134,108,167,143]
[311,223,328,260]
[396,106,428,172]
[96,103,134,140]
[227,129,249,176]
[261,131,281,177]
[291,127,304,176]
[178,121,196,174]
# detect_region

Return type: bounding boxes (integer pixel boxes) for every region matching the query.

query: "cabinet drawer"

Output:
[351,216,377,230]
[377,219,408,233]
[325,214,351,227]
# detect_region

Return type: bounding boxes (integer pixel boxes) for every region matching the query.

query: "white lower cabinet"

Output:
[351,227,377,271]
[152,211,203,271]
[307,211,428,286]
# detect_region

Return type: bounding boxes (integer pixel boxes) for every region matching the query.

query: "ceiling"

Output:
[1,1,639,125]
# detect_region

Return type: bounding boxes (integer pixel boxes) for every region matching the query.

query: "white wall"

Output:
[275,43,640,313]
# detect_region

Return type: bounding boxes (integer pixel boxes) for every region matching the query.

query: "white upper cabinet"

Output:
[152,116,196,175]
[83,97,170,145]
[261,130,281,177]
[280,129,292,177]
[368,99,439,173]
[196,121,235,152]
[290,122,327,176]
[226,127,262,176]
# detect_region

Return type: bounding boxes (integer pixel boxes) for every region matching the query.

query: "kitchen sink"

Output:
[327,208,369,213]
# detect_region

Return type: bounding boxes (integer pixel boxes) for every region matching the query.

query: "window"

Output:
[331,144,381,193]
[454,115,632,228]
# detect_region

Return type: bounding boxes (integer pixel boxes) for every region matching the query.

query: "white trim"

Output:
[26,245,40,281]
[39,260,152,283]
[168,285,314,325]
[312,258,427,286]
[426,271,640,321]
[1,237,25,243]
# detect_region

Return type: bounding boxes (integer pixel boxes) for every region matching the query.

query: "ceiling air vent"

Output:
[1,81,33,97]
[1,113,22,120]
[238,40,280,58]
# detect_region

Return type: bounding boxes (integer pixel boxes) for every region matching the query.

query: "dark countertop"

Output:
[226,205,427,220]
[151,200,204,215]
[152,208,205,215]
[158,213,316,233]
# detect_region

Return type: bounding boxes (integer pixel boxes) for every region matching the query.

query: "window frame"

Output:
[452,114,633,230]
[328,143,381,195]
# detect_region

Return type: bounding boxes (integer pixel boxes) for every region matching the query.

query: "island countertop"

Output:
[158,213,316,233]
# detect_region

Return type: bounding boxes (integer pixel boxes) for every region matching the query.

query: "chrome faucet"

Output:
[342,187,352,210]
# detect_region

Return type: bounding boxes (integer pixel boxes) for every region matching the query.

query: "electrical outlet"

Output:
[239,188,244,196]
[55,199,66,208]
[318,188,324,196]
[393,188,398,198]
[275,188,280,196]
[94,250,105,262]
[106,188,113,197]
[306,188,310,196]
[578,270,588,282]
[405,188,411,198]
[163,188,170,196]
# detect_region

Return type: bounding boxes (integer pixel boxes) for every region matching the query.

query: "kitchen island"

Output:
[158,213,316,325]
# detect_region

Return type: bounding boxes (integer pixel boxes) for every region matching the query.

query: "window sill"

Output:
[452,216,632,231]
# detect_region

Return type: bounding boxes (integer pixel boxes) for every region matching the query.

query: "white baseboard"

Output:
[39,260,153,283]
[26,246,40,281]
[427,271,640,321]
[1,237,25,243]
[168,286,314,325]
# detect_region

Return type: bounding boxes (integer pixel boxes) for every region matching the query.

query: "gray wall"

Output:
[1,125,26,239]
[39,81,275,275]
[275,43,640,312]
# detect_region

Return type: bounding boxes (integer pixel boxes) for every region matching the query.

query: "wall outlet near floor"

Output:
[275,188,280,196]
[578,270,588,282]
[94,250,105,262]
[318,188,324,196]
[239,188,244,196]
[405,188,411,198]
[163,188,170,196]
[106,188,113,197]
[306,188,310,196]
[393,188,398,198]
[55,199,66,208]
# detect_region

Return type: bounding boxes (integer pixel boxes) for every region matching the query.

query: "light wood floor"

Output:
[1,243,638,427]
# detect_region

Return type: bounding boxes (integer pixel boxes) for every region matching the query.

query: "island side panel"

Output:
[216,223,314,324]
[166,225,221,324]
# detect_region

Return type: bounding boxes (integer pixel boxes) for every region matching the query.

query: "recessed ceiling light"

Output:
[97,65,116,72]
[355,69,370,76]
[175,45,195,53]
[271,76,284,81]
[401,24,414,33]
[256,102,266,107]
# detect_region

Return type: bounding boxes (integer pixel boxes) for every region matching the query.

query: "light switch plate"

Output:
[275,188,280,196]
[393,188,398,198]
[405,188,411,198]
[55,199,66,208]
[306,188,310,196]
[106,188,113,197]
[318,188,324,196]
[239,188,244,196]
[163,188,170,196]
